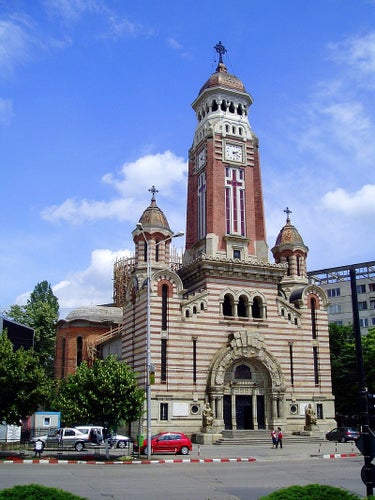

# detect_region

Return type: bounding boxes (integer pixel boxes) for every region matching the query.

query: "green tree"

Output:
[329,323,360,422]
[362,327,375,392]
[0,331,50,425]
[52,355,144,431]
[7,280,59,376]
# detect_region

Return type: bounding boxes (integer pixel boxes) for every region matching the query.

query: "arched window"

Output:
[252,297,263,319]
[237,104,243,116]
[162,284,168,330]
[155,241,160,262]
[229,102,235,113]
[297,256,301,276]
[200,302,205,311]
[212,99,218,111]
[77,336,83,366]
[221,99,227,111]
[223,294,234,316]
[311,297,317,339]
[185,309,190,318]
[238,295,248,318]
[193,305,197,314]
[143,241,147,263]
[235,364,251,379]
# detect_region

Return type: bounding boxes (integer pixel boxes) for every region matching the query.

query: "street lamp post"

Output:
[136,223,184,459]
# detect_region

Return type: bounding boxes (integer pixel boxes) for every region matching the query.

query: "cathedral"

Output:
[55,43,335,439]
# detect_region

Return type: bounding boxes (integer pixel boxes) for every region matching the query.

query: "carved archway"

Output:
[206,330,286,430]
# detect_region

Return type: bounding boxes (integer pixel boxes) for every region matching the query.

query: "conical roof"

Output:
[138,189,171,231]
[199,62,246,95]
[274,220,306,247]
[272,209,308,252]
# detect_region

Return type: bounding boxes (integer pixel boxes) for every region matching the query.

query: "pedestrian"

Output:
[276,427,283,449]
[270,427,277,448]
[34,439,43,458]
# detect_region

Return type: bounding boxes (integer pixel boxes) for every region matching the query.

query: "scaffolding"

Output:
[113,256,135,307]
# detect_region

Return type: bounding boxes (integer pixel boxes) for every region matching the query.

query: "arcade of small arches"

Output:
[183,300,207,318]
[221,291,266,319]
[197,98,247,122]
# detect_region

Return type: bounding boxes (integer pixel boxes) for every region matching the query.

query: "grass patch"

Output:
[258,483,364,499]
[0,484,88,499]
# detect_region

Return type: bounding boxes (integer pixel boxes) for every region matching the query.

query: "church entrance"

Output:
[223,393,266,430]
[209,337,285,433]
[236,395,253,430]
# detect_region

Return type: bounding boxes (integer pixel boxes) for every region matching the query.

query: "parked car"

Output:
[108,433,133,449]
[325,427,361,442]
[74,426,104,445]
[140,432,192,455]
[74,426,132,449]
[30,427,89,451]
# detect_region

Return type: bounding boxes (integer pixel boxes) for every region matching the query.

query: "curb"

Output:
[0,457,257,466]
[322,453,360,459]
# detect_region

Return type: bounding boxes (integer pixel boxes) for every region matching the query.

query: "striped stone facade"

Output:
[119,54,335,438]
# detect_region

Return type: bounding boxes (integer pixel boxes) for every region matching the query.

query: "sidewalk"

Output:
[0,440,360,465]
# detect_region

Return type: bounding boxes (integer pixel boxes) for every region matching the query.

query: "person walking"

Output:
[276,427,283,449]
[34,439,43,458]
[270,428,277,448]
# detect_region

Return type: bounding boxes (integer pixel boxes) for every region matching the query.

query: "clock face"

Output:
[225,144,243,162]
[197,149,206,168]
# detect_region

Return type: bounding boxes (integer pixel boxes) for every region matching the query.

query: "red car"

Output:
[141,432,192,455]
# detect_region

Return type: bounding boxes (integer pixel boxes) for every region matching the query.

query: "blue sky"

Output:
[1,0,374,318]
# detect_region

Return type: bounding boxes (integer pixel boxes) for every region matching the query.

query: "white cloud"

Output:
[321,184,375,215]
[52,248,131,314]
[0,98,14,125]
[42,0,100,22]
[0,16,33,75]
[41,151,187,223]
[167,38,182,50]
[41,196,141,223]
[328,32,375,80]
[103,150,187,197]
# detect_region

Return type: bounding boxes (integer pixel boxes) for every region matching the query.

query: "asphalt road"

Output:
[0,441,369,499]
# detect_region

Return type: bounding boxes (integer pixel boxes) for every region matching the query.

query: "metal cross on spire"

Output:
[149,185,159,201]
[214,41,227,64]
[284,206,292,223]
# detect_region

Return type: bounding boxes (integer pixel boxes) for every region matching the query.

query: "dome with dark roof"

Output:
[64,305,123,324]
[274,220,306,248]
[199,63,246,95]
[138,198,171,231]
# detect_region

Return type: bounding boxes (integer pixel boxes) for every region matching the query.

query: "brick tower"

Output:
[184,41,267,266]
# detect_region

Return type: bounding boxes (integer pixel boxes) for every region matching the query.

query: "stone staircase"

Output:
[213,430,324,446]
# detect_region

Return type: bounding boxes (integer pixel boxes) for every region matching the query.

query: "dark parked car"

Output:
[140,432,192,455]
[325,427,360,442]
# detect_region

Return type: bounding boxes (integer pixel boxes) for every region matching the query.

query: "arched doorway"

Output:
[222,359,269,430]
[208,331,285,431]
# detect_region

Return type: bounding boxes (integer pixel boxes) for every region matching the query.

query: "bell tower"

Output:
[184,42,268,265]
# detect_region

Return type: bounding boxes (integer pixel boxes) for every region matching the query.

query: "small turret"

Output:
[271,207,309,282]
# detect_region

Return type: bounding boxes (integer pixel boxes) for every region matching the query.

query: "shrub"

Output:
[0,484,87,499]
[258,483,362,499]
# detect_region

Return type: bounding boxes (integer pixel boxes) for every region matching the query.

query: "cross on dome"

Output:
[149,185,159,201]
[214,41,227,64]
[284,206,292,223]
